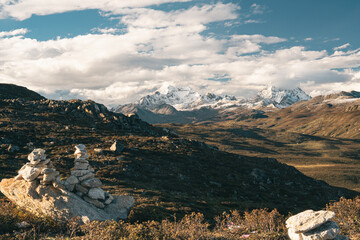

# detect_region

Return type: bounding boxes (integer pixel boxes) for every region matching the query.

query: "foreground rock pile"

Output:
[15,148,61,186]
[65,144,114,209]
[0,146,134,223]
[286,210,348,240]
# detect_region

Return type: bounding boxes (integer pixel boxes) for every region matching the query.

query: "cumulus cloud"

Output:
[0,28,28,38]
[0,0,192,20]
[0,2,360,106]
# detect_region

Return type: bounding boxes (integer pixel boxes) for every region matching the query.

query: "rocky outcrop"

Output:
[286,210,348,240]
[0,178,134,224]
[0,146,134,223]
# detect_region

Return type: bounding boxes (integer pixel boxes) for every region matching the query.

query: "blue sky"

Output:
[0,0,359,105]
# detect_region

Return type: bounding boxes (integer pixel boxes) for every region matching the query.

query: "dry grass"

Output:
[2,197,360,239]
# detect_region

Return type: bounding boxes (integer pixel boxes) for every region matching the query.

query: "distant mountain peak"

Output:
[255,86,311,108]
[137,86,238,111]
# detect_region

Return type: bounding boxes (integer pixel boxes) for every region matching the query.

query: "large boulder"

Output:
[286,210,335,233]
[286,209,347,240]
[0,178,134,223]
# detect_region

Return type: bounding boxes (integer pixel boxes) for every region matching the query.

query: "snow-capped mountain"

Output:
[137,86,242,111]
[111,85,312,124]
[251,86,311,109]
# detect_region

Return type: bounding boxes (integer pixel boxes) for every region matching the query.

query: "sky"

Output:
[0,0,360,106]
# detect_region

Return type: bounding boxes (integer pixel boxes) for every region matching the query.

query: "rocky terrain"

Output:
[0,83,357,225]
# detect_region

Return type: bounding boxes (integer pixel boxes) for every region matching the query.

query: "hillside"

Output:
[0,84,45,101]
[0,88,357,222]
[238,90,360,139]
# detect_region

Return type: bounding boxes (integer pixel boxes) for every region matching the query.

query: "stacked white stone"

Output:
[286,210,348,240]
[16,148,61,186]
[64,144,114,209]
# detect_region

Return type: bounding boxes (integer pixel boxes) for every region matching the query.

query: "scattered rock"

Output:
[15,221,30,229]
[7,144,20,153]
[94,148,103,154]
[110,140,124,153]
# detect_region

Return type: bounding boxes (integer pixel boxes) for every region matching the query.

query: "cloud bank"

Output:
[0,1,359,106]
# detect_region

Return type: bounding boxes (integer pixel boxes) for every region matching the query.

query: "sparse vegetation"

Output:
[1,197,360,239]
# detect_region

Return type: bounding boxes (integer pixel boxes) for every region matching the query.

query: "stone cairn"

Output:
[16,148,61,187]
[286,210,348,240]
[64,144,114,209]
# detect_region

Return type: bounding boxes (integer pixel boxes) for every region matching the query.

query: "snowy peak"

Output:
[137,86,239,110]
[255,86,311,108]
[138,86,201,110]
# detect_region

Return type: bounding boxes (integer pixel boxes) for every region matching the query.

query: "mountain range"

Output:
[112,85,311,124]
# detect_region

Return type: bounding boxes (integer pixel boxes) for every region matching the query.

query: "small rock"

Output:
[75,158,89,164]
[65,183,75,192]
[83,196,105,209]
[110,141,124,153]
[71,169,90,177]
[74,162,89,170]
[66,175,79,185]
[42,171,59,184]
[81,178,102,188]
[78,172,95,182]
[15,221,30,229]
[41,168,55,174]
[104,194,114,205]
[28,148,46,163]
[7,144,20,153]
[18,166,42,182]
[75,184,89,194]
[75,144,86,152]
[94,148,103,154]
[88,188,105,200]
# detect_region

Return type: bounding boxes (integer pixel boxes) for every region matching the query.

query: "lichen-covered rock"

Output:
[0,178,134,223]
[286,210,336,233]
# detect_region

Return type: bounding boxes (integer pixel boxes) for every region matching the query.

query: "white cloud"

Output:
[304,37,312,41]
[250,3,265,14]
[333,43,351,51]
[244,19,262,24]
[0,2,360,106]
[0,28,28,38]
[0,0,192,20]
